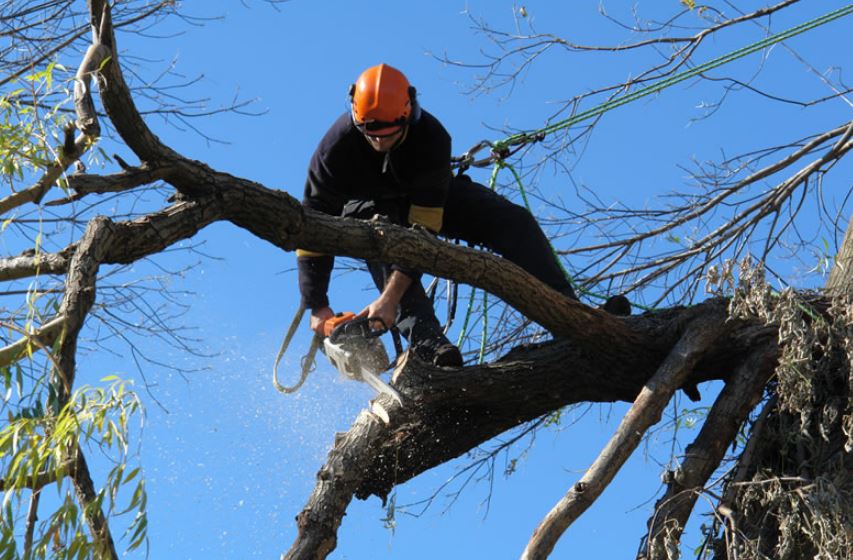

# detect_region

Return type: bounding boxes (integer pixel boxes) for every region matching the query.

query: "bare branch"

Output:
[0,4,111,217]
[23,489,40,558]
[47,162,177,205]
[521,309,729,560]
[0,249,71,281]
[639,343,778,559]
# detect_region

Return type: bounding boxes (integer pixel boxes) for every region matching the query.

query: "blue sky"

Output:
[43,1,852,558]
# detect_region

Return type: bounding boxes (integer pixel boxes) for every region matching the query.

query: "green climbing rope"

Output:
[451,5,852,346]
[454,5,852,306]
[456,163,501,359]
[492,4,853,152]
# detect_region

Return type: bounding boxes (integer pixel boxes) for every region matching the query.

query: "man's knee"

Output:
[503,200,537,229]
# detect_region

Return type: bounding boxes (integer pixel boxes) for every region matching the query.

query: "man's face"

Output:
[362,126,405,152]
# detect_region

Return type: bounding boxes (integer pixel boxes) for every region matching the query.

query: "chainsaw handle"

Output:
[321,311,356,338]
[362,316,390,336]
[354,310,391,337]
[326,315,388,342]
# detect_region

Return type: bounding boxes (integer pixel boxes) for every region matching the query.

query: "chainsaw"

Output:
[272,307,403,405]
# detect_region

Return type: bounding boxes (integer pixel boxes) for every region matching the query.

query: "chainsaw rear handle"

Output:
[323,312,389,340]
[321,311,356,337]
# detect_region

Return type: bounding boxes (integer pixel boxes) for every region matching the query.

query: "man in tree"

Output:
[297,63,578,367]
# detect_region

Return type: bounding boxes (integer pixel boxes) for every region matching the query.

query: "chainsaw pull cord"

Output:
[273,305,319,393]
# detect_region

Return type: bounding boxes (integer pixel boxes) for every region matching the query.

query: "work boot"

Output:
[560,285,579,301]
[433,343,463,367]
[412,338,463,368]
[600,295,631,316]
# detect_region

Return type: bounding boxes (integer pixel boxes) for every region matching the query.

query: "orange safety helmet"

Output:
[350,64,420,134]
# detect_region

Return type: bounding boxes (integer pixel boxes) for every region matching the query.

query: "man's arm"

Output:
[361,270,413,330]
[298,139,348,328]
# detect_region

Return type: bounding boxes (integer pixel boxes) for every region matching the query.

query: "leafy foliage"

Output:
[0,379,147,558]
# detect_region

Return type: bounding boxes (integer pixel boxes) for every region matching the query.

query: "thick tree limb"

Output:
[282,302,777,559]
[521,309,729,560]
[639,343,779,559]
[54,216,118,558]
[284,405,391,560]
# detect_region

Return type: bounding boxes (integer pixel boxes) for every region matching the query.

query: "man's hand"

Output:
[360,297,397,332]
[310,306,335,336]
[360,270,413,332]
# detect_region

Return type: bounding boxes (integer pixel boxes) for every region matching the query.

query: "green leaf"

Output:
[123,467,141,484]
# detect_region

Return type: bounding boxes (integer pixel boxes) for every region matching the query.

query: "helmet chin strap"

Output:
[391,125,409,149]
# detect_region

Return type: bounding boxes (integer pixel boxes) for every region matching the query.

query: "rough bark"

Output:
[280,301,783,559]
[0,250,71,282]
[827,213,853,296]
[4,3,831,559]
[521,309,729,560]
[54,217,118,559]
[640,343,779,559]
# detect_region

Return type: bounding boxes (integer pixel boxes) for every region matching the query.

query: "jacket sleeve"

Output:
[407,167,451,232]
[407,124,452,233]
[297,252,334,310]
[297,151,347,310]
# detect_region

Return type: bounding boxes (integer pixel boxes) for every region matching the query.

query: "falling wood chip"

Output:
[370,401,390,425]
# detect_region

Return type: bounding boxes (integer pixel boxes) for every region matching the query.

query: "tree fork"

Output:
[521,309,730,560]
[282,300,785,559]
[639,342,779,559]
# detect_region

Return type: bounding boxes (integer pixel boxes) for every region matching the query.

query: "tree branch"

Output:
[521,309,729,560]
[281,299,781,559]
[87,0,179,163]
[639,343,779,559]
[0,459,75,492]
[47,162,176,205]
[0,249,71,281]
[0,316,68,370]
[53,215,118,558]
[23,489,39,559]
[0,5,110,217]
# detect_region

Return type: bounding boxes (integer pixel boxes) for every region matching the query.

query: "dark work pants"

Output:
[341,175,575,353]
